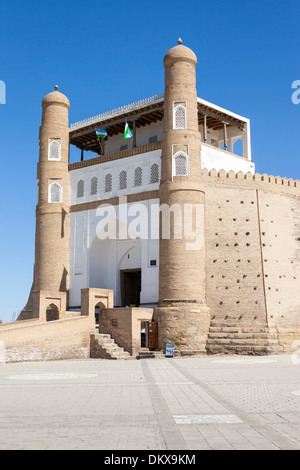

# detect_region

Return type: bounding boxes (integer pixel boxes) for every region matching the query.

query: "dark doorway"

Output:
[121,269,141,307]
[46,304,59,322]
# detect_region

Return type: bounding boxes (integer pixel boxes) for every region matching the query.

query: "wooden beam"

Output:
[198,105,245,130]
[70,104,164,140]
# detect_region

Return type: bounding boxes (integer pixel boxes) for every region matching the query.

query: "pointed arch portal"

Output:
[89,219,142,307]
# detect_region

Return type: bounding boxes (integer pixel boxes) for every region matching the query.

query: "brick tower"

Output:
[154,40,211,355]
[31,86,71,319]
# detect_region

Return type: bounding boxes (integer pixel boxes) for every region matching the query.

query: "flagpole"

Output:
[97,138,102,154]
[95,129,107,155]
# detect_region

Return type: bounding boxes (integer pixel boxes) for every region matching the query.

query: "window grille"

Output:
[134,167,142,187]
[174,153,188,176]
[77,180,84,198]
[150,163,159,184]
[49,140,61,161]
[174,105,186,129]
[105,173,112,192]
[49,183,62,203]
[119,170,127,190]
[91,177,98,195]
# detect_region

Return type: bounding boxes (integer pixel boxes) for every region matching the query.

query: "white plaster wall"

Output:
[201,144,255,174]
[105,121,163,154]
[69,199,160,308]
[69,143,255,209]
[69,150,161,206]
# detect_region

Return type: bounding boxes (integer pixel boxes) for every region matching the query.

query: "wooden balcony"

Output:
[69,141,162,171]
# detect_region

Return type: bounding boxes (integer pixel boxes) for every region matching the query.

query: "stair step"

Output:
[96,333,111,340]
[210,322,267,328]
[137,352,156,359]
[100,341,119,349]
[209,327,269,334]
[90,331,132,360]
[136,350,165,359]
[111,355,132,360]
[208,333,270,340]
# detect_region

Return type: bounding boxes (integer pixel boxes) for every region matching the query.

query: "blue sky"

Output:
[0,0,299,323]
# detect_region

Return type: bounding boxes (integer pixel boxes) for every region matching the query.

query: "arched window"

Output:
[119,170,127,190]
[150,163,159,184]
[134,167,143,187]
[105,173,112,193]
[49,182,62,203]
[91,177,98,195]
[173,105,186,129]
[77,180,84,198]
[48,140,61,161]
[173,152,188,177]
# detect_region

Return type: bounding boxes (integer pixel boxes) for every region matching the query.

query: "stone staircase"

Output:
[90,332,131,360]
[206,322,282,356]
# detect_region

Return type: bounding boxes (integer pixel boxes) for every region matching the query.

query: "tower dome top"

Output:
[42,86,70,108]
[163,40,197,67]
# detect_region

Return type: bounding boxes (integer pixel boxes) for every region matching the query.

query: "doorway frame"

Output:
[120,268,142,307]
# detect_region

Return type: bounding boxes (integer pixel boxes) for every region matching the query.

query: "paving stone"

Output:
[0,355,299,450]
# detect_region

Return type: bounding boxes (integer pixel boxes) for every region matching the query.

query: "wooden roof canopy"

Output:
[197,103,246,131]
[69,98,246,155]
[69,100,164,154]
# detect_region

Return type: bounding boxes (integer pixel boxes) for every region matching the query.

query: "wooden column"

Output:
[203,114,208,143]
[81,149,84,161]
[133,121,136,148]
[223,123,228,151]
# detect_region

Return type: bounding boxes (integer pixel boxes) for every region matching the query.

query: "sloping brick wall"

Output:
[0,316,94,363]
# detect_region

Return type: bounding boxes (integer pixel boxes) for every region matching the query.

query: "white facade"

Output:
[201,144,255,174]
[69,199,160,308]
[69,149,161,206]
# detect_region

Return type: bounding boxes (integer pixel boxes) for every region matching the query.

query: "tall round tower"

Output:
[154,40,211,355]
[32,86,70,318]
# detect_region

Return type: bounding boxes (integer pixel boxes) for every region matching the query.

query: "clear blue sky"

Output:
[0,0,299,323]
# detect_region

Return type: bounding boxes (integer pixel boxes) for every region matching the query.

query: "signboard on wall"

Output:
[165,343,175,357]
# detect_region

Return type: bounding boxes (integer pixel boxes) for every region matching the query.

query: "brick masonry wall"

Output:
[258,190,300,326]
[205,184,267,324]
[203,168,300,352]
[99,308,153,356]
[0,316,94,363]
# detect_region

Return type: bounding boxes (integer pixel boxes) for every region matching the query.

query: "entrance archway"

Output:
[120,269,141,307]
[89,219,142,306]
[95,301,107,328]
[46,304,59,322]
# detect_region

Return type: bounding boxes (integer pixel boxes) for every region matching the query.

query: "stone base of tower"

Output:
[154,303,211,356]
[206,321,300,356]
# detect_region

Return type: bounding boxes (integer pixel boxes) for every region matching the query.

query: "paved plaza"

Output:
[0,354,300,450]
